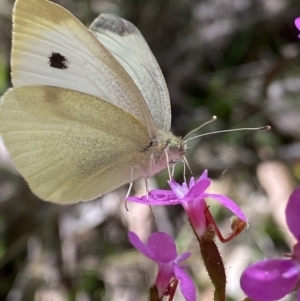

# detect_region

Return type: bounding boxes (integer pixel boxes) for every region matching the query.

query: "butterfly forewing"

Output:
[11,0,157,138]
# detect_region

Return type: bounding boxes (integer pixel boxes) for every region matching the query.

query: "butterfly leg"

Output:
[146,154,157,198]
[124,164,137,210]
[145,177,149,199]
[183,156,193,180]
[164,149,172,180]
[126,164,137,199]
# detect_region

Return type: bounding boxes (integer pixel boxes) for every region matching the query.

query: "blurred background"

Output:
[1,0,300,300]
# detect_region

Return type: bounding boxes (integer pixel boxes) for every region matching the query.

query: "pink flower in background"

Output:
[240,187,300,301]
[127,170,247,239]
[128,231,196,301]
[295,17,300,37]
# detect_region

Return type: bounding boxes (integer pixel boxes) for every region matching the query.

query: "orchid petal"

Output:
[150,189,177,200]
[175,252,191,264]
[148,232,177,262]
[169,179,189,198]
[155,262,174,296]
[240,259,299,301]
[174,264,196,301]
[128,231,156,261]
[203,193,247,221]
[189,177,195,188]
[199,169,208,180]
[127,189,173,202]
[286,186,300,241]
[127,192,180,206]
[282,260,300,278]
[185,178,211,200]
[126,195,154,204]
[295,18,300,31]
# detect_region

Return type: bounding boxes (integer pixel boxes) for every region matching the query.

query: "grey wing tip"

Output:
[89,13,137,37]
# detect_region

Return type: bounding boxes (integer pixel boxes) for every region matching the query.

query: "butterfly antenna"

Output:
[183,115,217,140]
[184,125,271,143]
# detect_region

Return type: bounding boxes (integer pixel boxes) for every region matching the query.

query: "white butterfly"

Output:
[0,0,186,204]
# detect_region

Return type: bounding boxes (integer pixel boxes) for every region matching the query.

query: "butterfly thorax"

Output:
[136,129,186,178]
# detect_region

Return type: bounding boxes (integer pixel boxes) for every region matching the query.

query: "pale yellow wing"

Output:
[89,14,171,131]
[0,86,150,204]
[11,0,157,138]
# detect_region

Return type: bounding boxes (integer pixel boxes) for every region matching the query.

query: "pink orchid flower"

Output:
[128,231,196,301]
[127,170,247,240]
[240,186,300,301]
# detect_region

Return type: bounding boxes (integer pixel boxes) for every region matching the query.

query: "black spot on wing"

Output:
[90,14,136,37]
[49,52,68,70]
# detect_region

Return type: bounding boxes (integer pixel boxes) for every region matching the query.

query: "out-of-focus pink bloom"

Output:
[128,231,196,301]
[240,187,300,301]
[295,17,300,37]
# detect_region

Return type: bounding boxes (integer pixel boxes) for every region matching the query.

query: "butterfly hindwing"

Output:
[0,86,150,203]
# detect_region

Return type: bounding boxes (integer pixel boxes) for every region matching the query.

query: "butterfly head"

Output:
[155,129,187,168]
